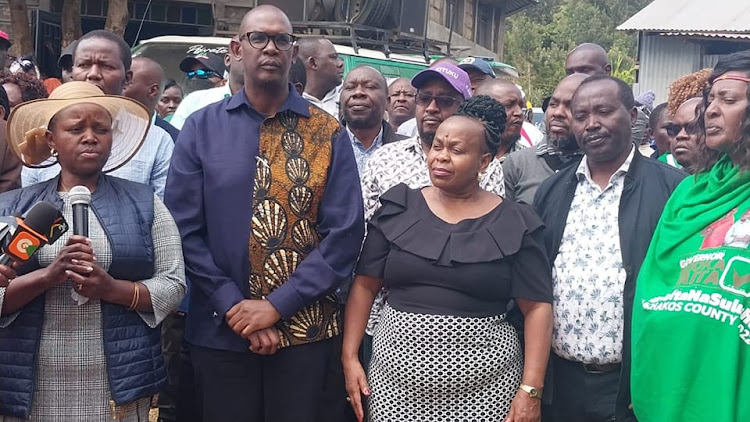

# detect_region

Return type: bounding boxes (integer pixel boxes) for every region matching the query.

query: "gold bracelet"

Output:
[127,283,139,311]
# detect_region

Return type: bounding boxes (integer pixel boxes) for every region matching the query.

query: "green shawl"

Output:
[631,155,750,422]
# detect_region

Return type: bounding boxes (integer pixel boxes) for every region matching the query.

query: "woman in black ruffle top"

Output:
[342,95,553,422]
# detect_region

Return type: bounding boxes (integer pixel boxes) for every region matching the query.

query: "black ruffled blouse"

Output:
[356,183,553,317]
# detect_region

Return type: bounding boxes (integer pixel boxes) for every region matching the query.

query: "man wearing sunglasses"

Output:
[165,5,364,422]
[178,52,226,93]
[170,52,244,130]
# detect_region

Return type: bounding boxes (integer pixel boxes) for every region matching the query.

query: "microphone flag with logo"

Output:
[0,201,68,266]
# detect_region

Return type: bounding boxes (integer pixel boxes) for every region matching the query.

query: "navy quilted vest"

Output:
[0,175,164,419]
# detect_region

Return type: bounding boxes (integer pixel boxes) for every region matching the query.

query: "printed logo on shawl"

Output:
[641,207,750,346]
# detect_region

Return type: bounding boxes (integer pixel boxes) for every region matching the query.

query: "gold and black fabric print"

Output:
[249,107,341,348]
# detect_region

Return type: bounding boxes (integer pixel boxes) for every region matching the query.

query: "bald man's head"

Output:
[341,65,388,130]
[474,79,522,100]
[475,79,525,147]
[546,73,589,153]
[297,37,326,61]
[297,37,343,97]
[231,5,297,91]
[123,56,165,112]
[565,43,611,76]
[430,56,459,68]
[241,4,291,32]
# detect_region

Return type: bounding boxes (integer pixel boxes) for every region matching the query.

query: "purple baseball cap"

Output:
[411,64,472,100]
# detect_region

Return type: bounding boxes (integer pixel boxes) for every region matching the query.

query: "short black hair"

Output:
[164,78,182,93]
[576,74,635,110]
[75,30,132,71]
[649,103,668,131]
[456,95,507,156]
[0,85,9,119]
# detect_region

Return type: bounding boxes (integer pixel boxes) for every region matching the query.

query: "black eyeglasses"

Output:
[665,121,702,137]
[415,93,462,109]
[187,69,220,80]
[240,32,297,51]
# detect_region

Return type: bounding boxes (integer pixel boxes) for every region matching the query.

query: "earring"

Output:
[50,148,58,157]
[477,172,483,182]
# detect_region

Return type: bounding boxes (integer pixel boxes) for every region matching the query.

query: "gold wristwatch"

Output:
[519,383,543,399]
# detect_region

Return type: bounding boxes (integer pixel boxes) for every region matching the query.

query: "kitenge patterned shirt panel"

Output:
[360,135,506,335]
[249,108,341,347]
[551,146,634,364]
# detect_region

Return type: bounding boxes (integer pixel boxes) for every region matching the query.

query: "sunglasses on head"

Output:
[187,69,220,80]
[665,121,702,138]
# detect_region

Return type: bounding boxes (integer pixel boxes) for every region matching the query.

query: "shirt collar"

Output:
[346,124,384,151]
[302,85,340,104]
[537,136,585,157]
[221,83,232,97]
[405,135,428,160]
[226,83,310,118]
[577,144,636,184]
[151,112,157,126]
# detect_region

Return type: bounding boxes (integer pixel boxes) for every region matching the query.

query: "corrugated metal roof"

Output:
[662,32,750,40]
[484,0,538,16]
[618,0,750,34]
[507,0,539,16]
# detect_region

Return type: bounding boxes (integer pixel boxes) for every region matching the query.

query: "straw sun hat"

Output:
[6,81,151,172]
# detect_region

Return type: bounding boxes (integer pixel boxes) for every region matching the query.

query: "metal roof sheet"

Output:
[507,0,539,15]
[617,0,750,34]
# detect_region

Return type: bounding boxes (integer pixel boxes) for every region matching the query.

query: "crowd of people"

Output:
[0,4,747,422]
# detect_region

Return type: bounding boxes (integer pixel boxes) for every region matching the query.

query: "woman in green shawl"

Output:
[631,50,750,422]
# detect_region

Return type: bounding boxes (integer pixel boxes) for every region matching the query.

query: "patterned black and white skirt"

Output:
[368,303,523,422]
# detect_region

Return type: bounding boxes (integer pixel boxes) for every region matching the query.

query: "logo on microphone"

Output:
[10,231,41,260]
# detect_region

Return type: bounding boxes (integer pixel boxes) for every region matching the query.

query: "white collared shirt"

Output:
[169,84,233,130]
[551,145,635,364]
[303,85,341,120]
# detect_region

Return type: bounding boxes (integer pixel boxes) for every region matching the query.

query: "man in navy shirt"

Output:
[164,5,364,421]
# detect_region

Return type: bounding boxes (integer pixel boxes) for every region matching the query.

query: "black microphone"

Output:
[0,201,61,266]
[70,186,91,237]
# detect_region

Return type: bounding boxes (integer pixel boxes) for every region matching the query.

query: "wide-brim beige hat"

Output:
[7,81,151,173]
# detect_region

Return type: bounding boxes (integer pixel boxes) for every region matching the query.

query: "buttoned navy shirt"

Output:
[165,85,364,352]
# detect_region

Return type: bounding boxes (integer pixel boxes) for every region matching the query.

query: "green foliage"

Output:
[503,0,649,105]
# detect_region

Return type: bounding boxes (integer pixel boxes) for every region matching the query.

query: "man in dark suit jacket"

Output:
[123,56,180,142]
[533,75,685,422]
[340,65,408,176]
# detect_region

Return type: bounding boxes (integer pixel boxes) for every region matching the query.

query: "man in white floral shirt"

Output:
[358,63,506,363]
[533,75,685,422]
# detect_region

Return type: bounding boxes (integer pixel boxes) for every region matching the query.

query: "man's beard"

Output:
[185,78,217,94]
[500,132,521,148]
[419,129,435,146]
[549,133,580,154]
[345,112,381,131]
